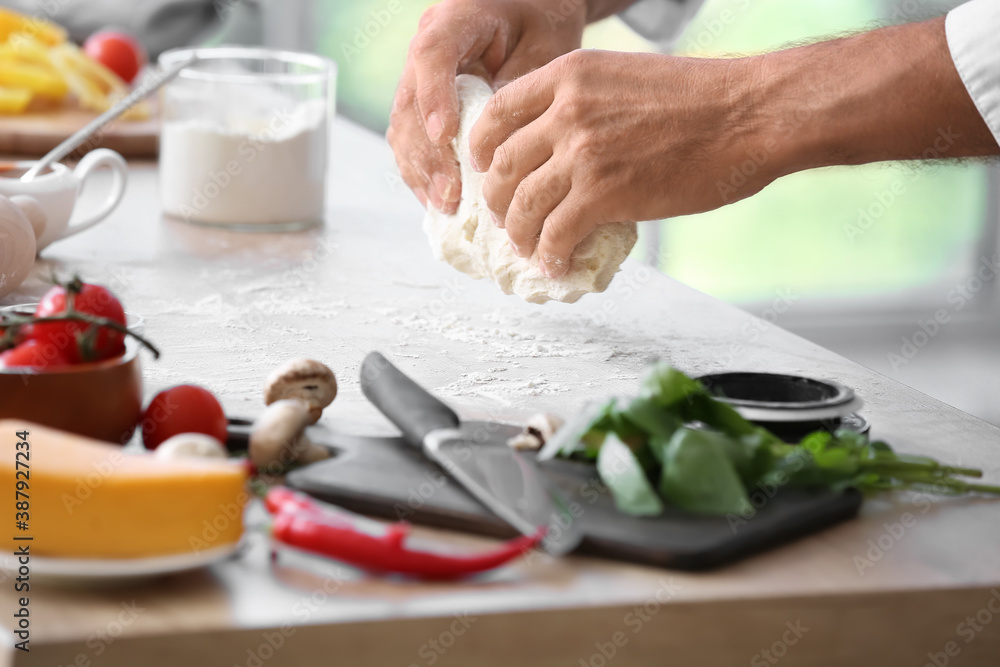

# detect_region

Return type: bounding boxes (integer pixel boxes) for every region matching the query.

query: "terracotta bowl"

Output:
[0,337,143,444]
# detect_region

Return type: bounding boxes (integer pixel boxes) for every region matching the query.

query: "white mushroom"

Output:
[527,413,564,442]
[263,358,337,424]
[155,433,228,460]
[249,398,330,472]
[508,432,544,451]
[507,413,565,451]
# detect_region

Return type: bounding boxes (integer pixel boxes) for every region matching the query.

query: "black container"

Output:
[697,372,869,442]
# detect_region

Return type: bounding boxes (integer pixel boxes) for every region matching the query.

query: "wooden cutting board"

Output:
[0,108,158,158]
[286,426,863,571]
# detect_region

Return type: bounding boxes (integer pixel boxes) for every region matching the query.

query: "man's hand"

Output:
[386,0,588,213]
[469,50,763,278]
[469,17,999,279]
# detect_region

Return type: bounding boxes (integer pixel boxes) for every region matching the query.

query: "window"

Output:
[314,0,993,312]
[663,0,993,310]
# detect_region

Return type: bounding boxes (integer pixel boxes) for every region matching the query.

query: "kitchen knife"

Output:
[359,352,582,556]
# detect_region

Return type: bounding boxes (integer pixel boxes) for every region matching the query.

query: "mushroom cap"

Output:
[263,358,337,425]
[155,433,228,460]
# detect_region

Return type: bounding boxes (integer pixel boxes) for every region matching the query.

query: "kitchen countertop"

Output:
[2,117,999,667]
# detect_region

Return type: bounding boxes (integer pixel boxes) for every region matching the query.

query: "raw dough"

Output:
[422,75,638,304]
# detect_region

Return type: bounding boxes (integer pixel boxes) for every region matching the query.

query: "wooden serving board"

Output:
[0,107,158,158]
[287,427,863,571]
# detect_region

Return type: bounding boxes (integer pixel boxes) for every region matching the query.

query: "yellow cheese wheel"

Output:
[1,421,248,558]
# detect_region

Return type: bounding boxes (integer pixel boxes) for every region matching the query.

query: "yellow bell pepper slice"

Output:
[0,8,67,47]
[0,85,31,114]
[0,61,67,98]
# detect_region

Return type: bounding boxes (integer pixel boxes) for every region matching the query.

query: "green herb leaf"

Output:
[560,362,998,516]
[622,395,682,441]
[596,433,664,516]
[658,428,753,516]
[640,361,704,407]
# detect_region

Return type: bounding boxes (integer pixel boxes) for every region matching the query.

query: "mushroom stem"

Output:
[250,399,330,472]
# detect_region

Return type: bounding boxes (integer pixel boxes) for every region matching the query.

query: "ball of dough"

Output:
[422,75,638,304]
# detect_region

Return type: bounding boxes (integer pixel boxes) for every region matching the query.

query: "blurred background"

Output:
[5,0,998,424]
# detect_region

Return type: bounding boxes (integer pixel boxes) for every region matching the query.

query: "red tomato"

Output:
[142,385,229,451]
[29,283,127,363]
[83,30,147,84]
[0,339,76,369]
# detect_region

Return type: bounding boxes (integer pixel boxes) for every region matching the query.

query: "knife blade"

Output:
[359,352,582,556]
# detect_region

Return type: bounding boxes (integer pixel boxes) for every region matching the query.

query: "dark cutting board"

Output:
[286,424,863,571]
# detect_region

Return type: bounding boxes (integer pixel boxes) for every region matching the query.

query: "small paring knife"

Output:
[359,352,582,556]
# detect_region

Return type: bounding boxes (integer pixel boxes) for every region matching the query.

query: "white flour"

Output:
[159,99,328,226]
[127,265,661,405]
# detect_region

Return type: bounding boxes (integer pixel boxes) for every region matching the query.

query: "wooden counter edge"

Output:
[22,585,1000,667]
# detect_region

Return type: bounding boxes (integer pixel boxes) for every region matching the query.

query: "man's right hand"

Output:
[386,0,588,214]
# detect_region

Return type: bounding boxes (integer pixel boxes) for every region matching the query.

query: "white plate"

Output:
[0,542,242,585]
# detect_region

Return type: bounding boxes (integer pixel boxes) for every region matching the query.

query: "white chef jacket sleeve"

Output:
[945,0,1000,145]
[617,0,707,51]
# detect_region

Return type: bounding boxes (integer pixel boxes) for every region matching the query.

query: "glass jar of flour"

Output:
[158,47,336,231]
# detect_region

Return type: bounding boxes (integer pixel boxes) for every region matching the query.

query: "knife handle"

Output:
[360,352,460,448]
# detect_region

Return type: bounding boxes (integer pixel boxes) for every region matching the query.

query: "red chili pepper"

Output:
[265,486,319,516]
[266,487,543,579]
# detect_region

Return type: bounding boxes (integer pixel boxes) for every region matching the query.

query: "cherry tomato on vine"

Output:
[0,339,75,369]
[142,385,229,451]
[29,282,127,363]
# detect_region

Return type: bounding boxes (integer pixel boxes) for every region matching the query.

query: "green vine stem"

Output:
[1,312,161,359]
[0,275,160,360]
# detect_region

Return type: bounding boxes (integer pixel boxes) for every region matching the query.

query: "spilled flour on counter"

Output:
[131,267,351,397]
[380,305,665,399]
[436,372,571,399]
[386,307,660,363]
[128,262,666,402]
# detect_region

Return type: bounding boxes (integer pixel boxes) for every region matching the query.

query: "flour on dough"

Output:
[422,75,638,305]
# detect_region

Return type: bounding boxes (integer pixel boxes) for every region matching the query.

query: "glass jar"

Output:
[158,47,336,231]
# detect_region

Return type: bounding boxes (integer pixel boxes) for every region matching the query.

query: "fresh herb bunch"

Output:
[553,361,1000,517]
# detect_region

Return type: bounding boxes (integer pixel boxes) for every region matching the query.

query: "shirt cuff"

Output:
[618,0,706,51]
[946,0,1000,146]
